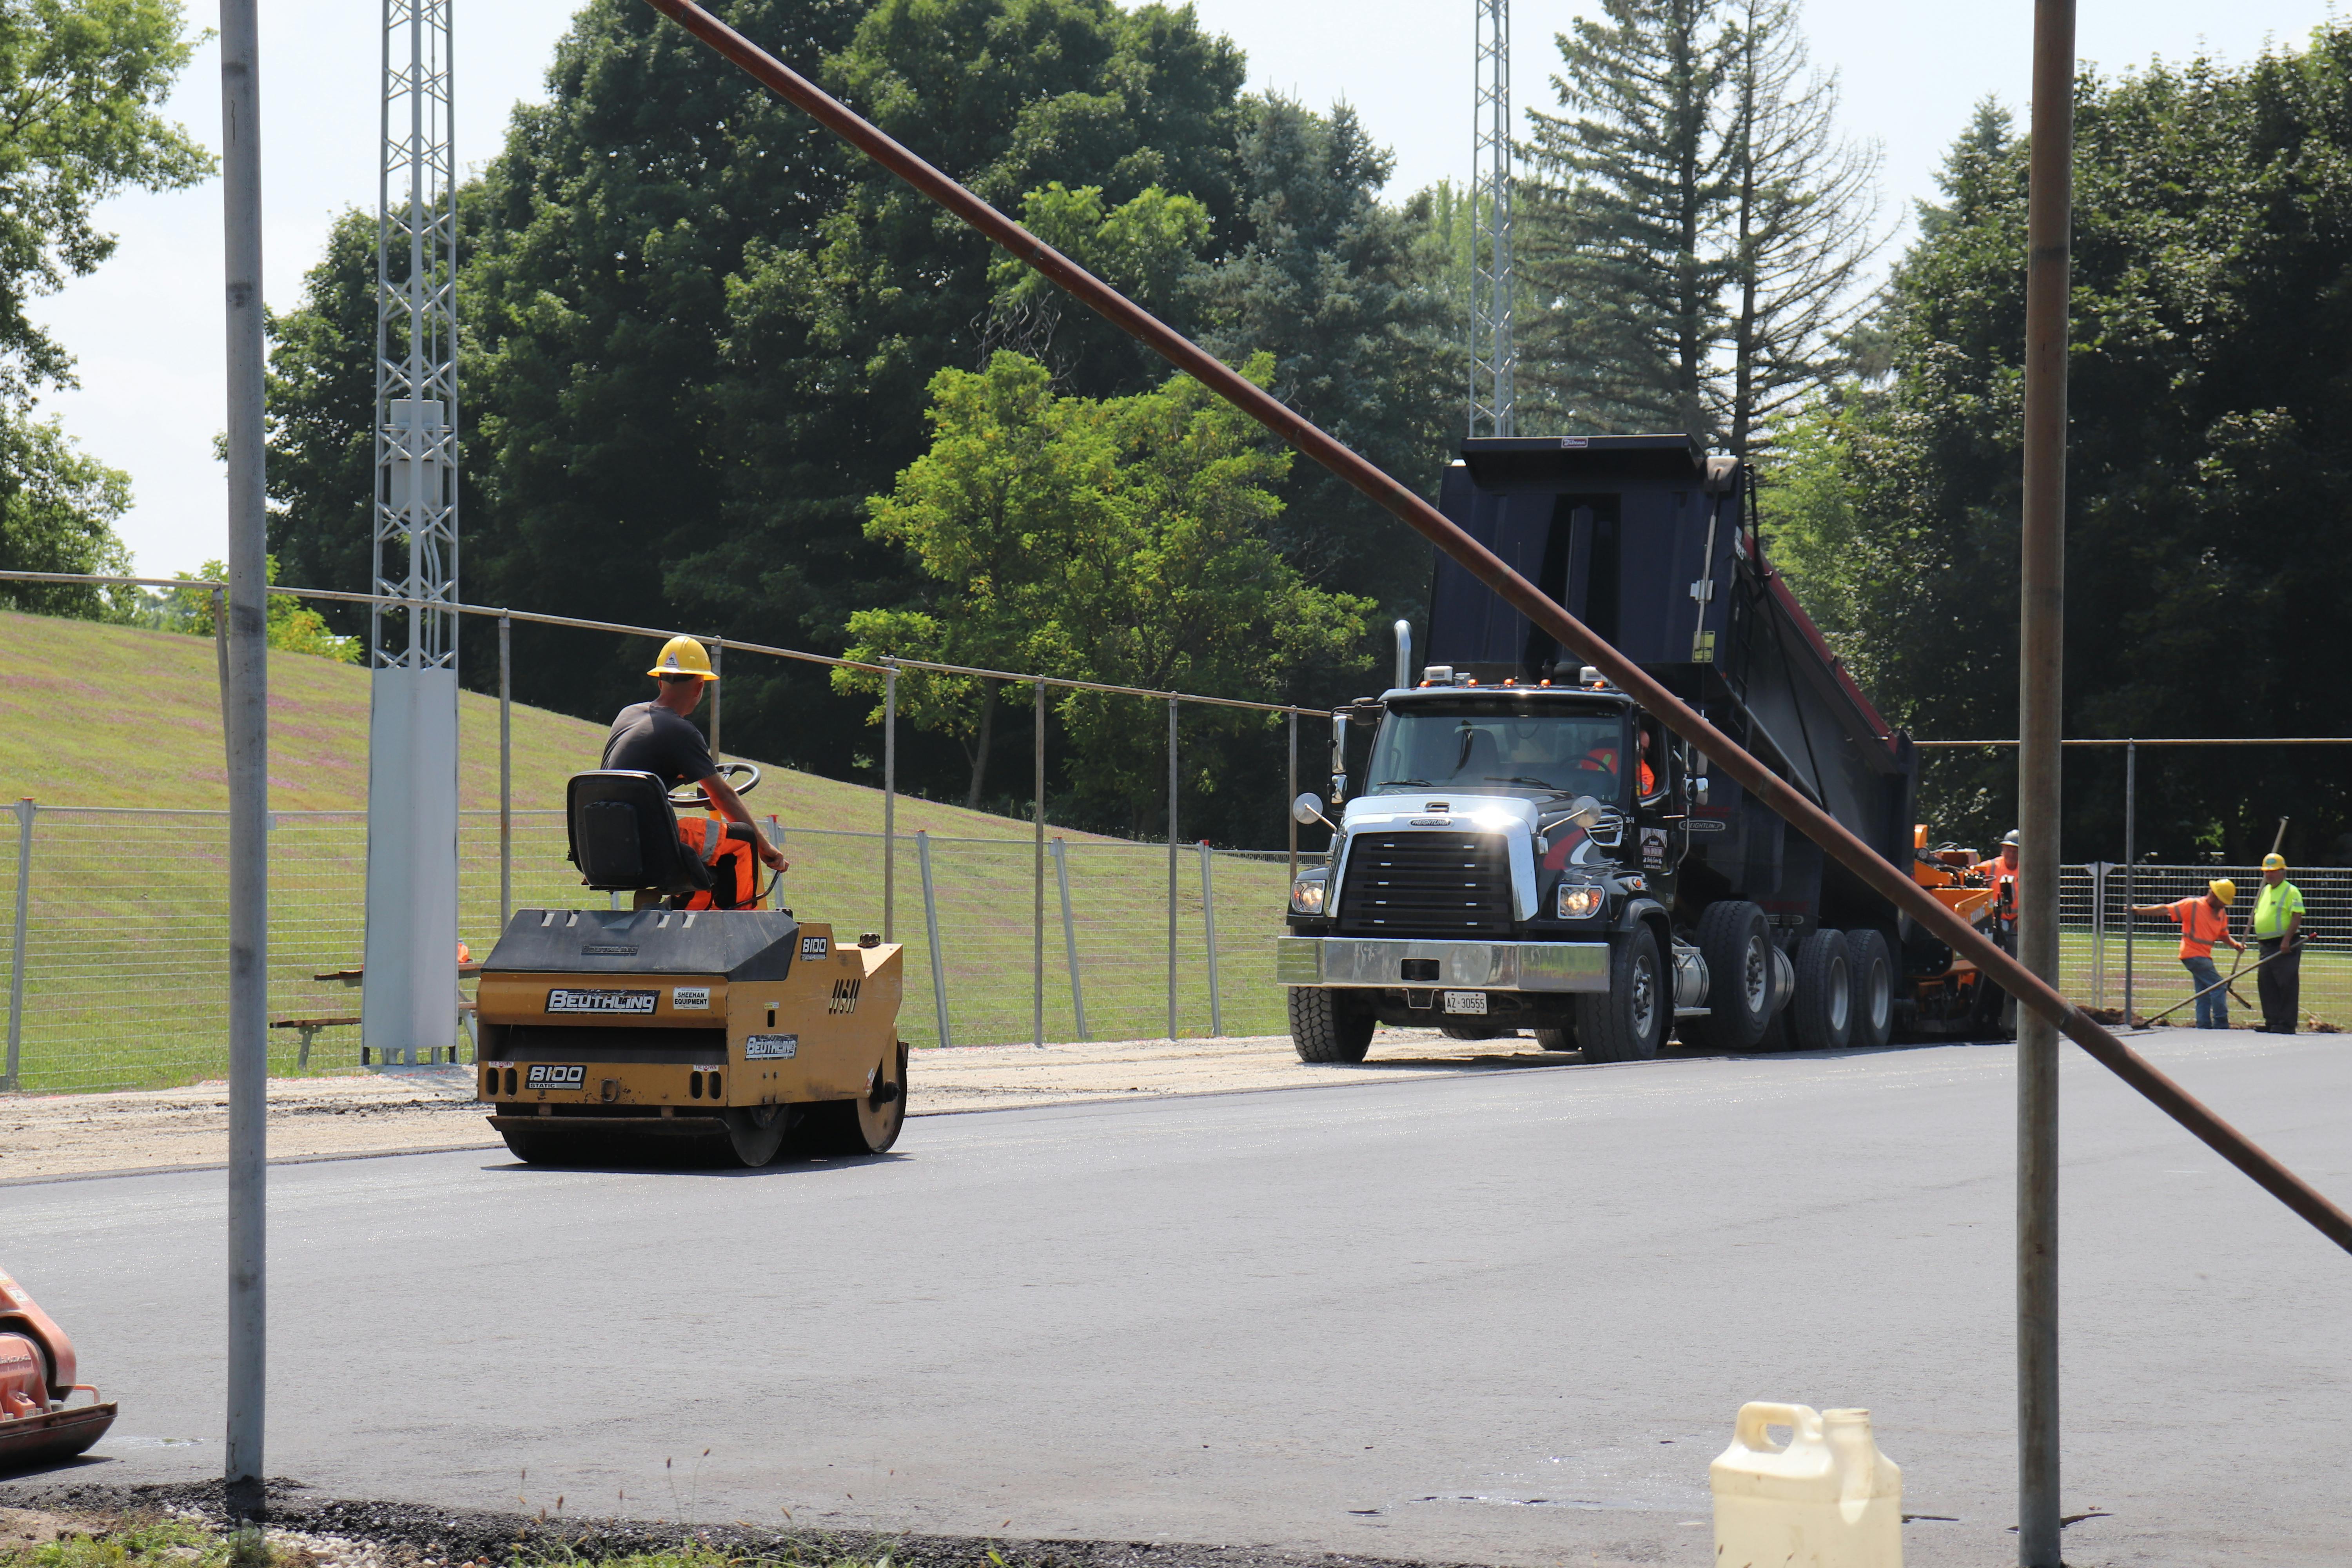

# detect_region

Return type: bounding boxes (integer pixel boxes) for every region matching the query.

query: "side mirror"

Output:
[1564,794,1605,829]
[1694,777,1710,806]
[1292,792,1335,829]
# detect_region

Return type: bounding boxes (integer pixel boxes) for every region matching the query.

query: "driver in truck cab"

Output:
[604,636,788,904]
[1578,722,1659,797]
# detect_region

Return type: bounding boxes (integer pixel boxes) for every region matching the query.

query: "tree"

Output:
[836,351,1371,827]
[1192,96,1460,618]
[0,414,129,616]
[0,0,209,612]
[1523,0,1734,435]
[1768,33,2352,862]
[1719,0,1880,456]
[261,210,376,630]
[167,557,361,661]
[1521,0,1876,448]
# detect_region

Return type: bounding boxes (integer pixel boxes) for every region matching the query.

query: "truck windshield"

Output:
[1365,705,1632,801]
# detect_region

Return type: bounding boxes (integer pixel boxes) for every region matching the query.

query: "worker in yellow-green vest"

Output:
[2252,853,2305,1034]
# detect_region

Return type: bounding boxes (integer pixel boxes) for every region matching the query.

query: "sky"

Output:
[29,0,2346,577]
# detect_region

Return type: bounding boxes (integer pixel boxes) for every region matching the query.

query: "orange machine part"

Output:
[0,1336,45,1418]
[0,1273,73,1397]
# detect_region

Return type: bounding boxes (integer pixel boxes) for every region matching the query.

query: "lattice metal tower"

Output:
[1470,0,1516,436]
[364,0,462,1068]
[375,0,458,662]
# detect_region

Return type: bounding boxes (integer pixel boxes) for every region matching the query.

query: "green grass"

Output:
[0,612,1301,1092]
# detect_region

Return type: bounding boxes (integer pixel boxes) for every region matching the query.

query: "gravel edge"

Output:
[0,1479,1488,1568]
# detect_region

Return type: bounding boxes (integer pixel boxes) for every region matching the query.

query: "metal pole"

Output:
[6,799,30,1091]
[497,612,512,929]
[1167,697,1179,1041]
[1051,836,1086,1040]
[212,587,230,700]
[707,638,722,761]
[219,0,270,1516]
[2123,739,2135,1023]
[1198,841,1221,1037]
[916,829,949,1049]
[1034,677,1045,1048]
[1287,710,1298,883]
[2017,2,2076,1558]
[643,0,2352,1258]
[883,664,897,943]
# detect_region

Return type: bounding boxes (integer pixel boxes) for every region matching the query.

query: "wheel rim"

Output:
[1827,954,1850,1034]
[1742,934,1768,1014]
[1631,953,1657,1040]
[1868,956,1892,1034]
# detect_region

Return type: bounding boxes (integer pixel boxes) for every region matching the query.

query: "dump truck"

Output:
[1278,433,1978,1062]
[475,766,909,1167]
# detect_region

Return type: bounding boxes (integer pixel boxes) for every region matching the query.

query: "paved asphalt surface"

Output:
[5,1027,2348,1568]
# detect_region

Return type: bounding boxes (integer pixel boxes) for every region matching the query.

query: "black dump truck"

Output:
[1278,434,1944,1064]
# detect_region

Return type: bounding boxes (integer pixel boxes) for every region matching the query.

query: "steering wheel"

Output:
[669,760,762,806]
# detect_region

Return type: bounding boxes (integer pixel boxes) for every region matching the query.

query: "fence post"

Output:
[498,612,512,930]
[916,829,950,1049]
[2123,739,2136,1022]
[1051,836,1087,1040]
[6,798,30,1091]
[2089,864,2105,1007]
[1167,697,1179,1041]
[1033,676,1045,1048]
[883,662,897,943]
[707,638,722,761]
[1198,840,1221,1037]
[1287,709,1298,884]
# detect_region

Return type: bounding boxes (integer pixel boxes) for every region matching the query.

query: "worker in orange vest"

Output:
[1973,829,2020,920]
[2132,880,2242,1029]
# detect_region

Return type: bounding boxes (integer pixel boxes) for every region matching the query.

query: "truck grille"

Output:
[1336,832,1514,936]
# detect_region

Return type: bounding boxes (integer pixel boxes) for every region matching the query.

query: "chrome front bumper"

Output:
[1275,936,1610,993]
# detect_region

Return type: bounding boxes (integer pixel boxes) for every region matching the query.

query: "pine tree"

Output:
[1523,0,1736,435]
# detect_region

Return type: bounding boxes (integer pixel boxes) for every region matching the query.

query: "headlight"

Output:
[1556,882,1603,919]
[1290,877,1327,915]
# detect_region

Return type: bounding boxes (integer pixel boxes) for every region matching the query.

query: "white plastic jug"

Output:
[1710,1401,1902,1568]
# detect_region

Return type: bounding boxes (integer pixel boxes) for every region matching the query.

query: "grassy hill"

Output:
[1,612,1296,1091]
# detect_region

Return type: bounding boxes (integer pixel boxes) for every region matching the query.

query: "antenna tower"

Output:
[375,0,458,660]
[363,0,462,1067]
[1470,0,1515,436]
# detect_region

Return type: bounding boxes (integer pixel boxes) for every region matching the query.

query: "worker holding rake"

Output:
[2253,853,2305,1034]
[2134,880,2242,1029]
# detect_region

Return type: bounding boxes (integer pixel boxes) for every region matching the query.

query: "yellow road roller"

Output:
[475,768,907,1166]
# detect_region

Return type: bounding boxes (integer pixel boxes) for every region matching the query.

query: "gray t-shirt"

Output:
[601,702,717,788]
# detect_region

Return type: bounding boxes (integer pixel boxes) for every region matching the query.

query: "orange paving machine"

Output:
[475,766,908,1167]
[1903,826,2010,1037]
[0,1268,116,1472]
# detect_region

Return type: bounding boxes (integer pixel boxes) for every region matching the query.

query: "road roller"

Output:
[476,767,908,1167]
[0,1267,116,1472]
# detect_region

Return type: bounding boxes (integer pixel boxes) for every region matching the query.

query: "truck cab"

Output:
[1280,669,1718,1062]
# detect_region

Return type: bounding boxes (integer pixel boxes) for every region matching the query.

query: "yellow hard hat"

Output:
[2263,853,2287,871]
[647,635,717,681]
[2209,878,2236,906]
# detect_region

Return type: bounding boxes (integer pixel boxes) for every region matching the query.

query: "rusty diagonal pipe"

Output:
[639,0,2352,1254]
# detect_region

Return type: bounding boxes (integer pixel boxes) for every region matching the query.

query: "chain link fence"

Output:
[0,803,1316,1094]
[6,813,2340,1095]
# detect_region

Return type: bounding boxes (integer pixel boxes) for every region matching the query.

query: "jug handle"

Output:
[1733,1402,1823,1453]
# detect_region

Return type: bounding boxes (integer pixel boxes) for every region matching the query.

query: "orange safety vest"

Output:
[1975,857,2018,914]
[677,815,760,911]
[2165,896,2230,960]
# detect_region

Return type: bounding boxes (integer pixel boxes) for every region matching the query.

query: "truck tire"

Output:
[1791,928,1853,1051]
[1846,928,1895,1049]
[1289,986,1374,1063]
[1693,900,1773,1050]
[1576,924,1666,1063]
[1533,1025,1578,1052]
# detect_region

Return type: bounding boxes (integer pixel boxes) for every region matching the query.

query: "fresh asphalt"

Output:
[4,1028,2347,1568]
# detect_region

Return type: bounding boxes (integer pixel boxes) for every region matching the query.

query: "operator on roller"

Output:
[1974,829,2020,922]
[604,636,788,898]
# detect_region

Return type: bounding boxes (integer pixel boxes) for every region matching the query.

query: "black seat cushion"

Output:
[566,771,712,895]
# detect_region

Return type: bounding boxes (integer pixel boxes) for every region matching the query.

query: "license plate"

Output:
[1442,991,1488,1015]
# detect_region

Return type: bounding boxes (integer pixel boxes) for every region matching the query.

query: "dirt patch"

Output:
[0,1031,1615,1184]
